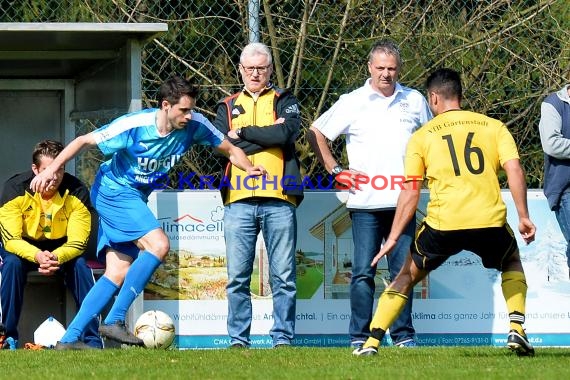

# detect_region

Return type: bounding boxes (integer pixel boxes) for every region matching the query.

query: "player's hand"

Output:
[371,238,398,266]
[519,217,536,244]
[246,165,267,177]
[35,250,51,265]
[36,250,59,265]
[30,167,58,193]
[36,250,59,276]
[227,129,239,139]
[38,265,58,276]
[334,169,368,192]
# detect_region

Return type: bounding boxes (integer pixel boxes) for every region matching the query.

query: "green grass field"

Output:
[4,346,570,379]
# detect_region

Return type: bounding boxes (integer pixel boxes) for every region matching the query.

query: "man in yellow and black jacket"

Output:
[213,42,303,348]
[0,140,102,349]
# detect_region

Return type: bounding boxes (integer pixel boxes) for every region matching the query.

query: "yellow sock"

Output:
[363,336,380,349]
[501,271,527,335]
[363,289,408,348]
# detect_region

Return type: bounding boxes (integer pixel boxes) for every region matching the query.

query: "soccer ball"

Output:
[134,310,175,349]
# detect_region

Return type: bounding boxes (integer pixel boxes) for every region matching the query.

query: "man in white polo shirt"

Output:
[308,39,432,350]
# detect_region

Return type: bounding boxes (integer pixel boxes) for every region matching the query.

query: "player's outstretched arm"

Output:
[503,158,536,244]
[216,139,267,177]
[371,180,421,266]
[30,133,97,193]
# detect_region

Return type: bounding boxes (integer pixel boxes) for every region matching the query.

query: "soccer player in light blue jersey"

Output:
[30,76,267,349]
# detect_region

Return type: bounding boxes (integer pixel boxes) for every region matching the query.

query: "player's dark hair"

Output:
[32,139,64,166]
[426,68,462,102]
[158,76,199,108]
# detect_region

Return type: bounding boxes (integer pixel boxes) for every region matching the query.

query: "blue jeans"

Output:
[224,199,297,346]
[349,210,416,346]
[554,191,570,268]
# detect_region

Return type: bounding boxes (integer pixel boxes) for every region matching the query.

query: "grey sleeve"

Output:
[538,102,570,159]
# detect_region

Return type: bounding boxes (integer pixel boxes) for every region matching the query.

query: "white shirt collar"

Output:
[364,78,402,99]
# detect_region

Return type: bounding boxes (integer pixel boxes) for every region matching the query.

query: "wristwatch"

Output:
[235,128,243,138]
[331,165,343,176]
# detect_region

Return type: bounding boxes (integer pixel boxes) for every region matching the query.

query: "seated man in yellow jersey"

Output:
[0,140,102,349]
[352,68,536,357]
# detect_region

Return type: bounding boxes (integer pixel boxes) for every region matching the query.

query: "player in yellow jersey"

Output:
[352,68,537,357]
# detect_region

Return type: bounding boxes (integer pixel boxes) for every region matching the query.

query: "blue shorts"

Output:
[91,177,160,261]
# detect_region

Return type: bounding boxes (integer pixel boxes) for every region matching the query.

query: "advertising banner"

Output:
[145,190,570,348]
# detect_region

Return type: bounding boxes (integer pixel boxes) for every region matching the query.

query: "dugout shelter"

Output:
[0,22,167,347]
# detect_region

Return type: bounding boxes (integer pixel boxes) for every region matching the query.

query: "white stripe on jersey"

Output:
[93,110,157,145]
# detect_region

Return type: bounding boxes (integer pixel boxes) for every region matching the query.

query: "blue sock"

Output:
[104,251,162,325]
[60,276,119,343]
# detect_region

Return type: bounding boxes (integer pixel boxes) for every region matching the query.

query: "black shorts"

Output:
[412,222,518,271]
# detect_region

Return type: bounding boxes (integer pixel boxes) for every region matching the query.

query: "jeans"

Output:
[224,199,297,346]
[554,191,570,268]
[0,247,102,348]
[349,210,416,345]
